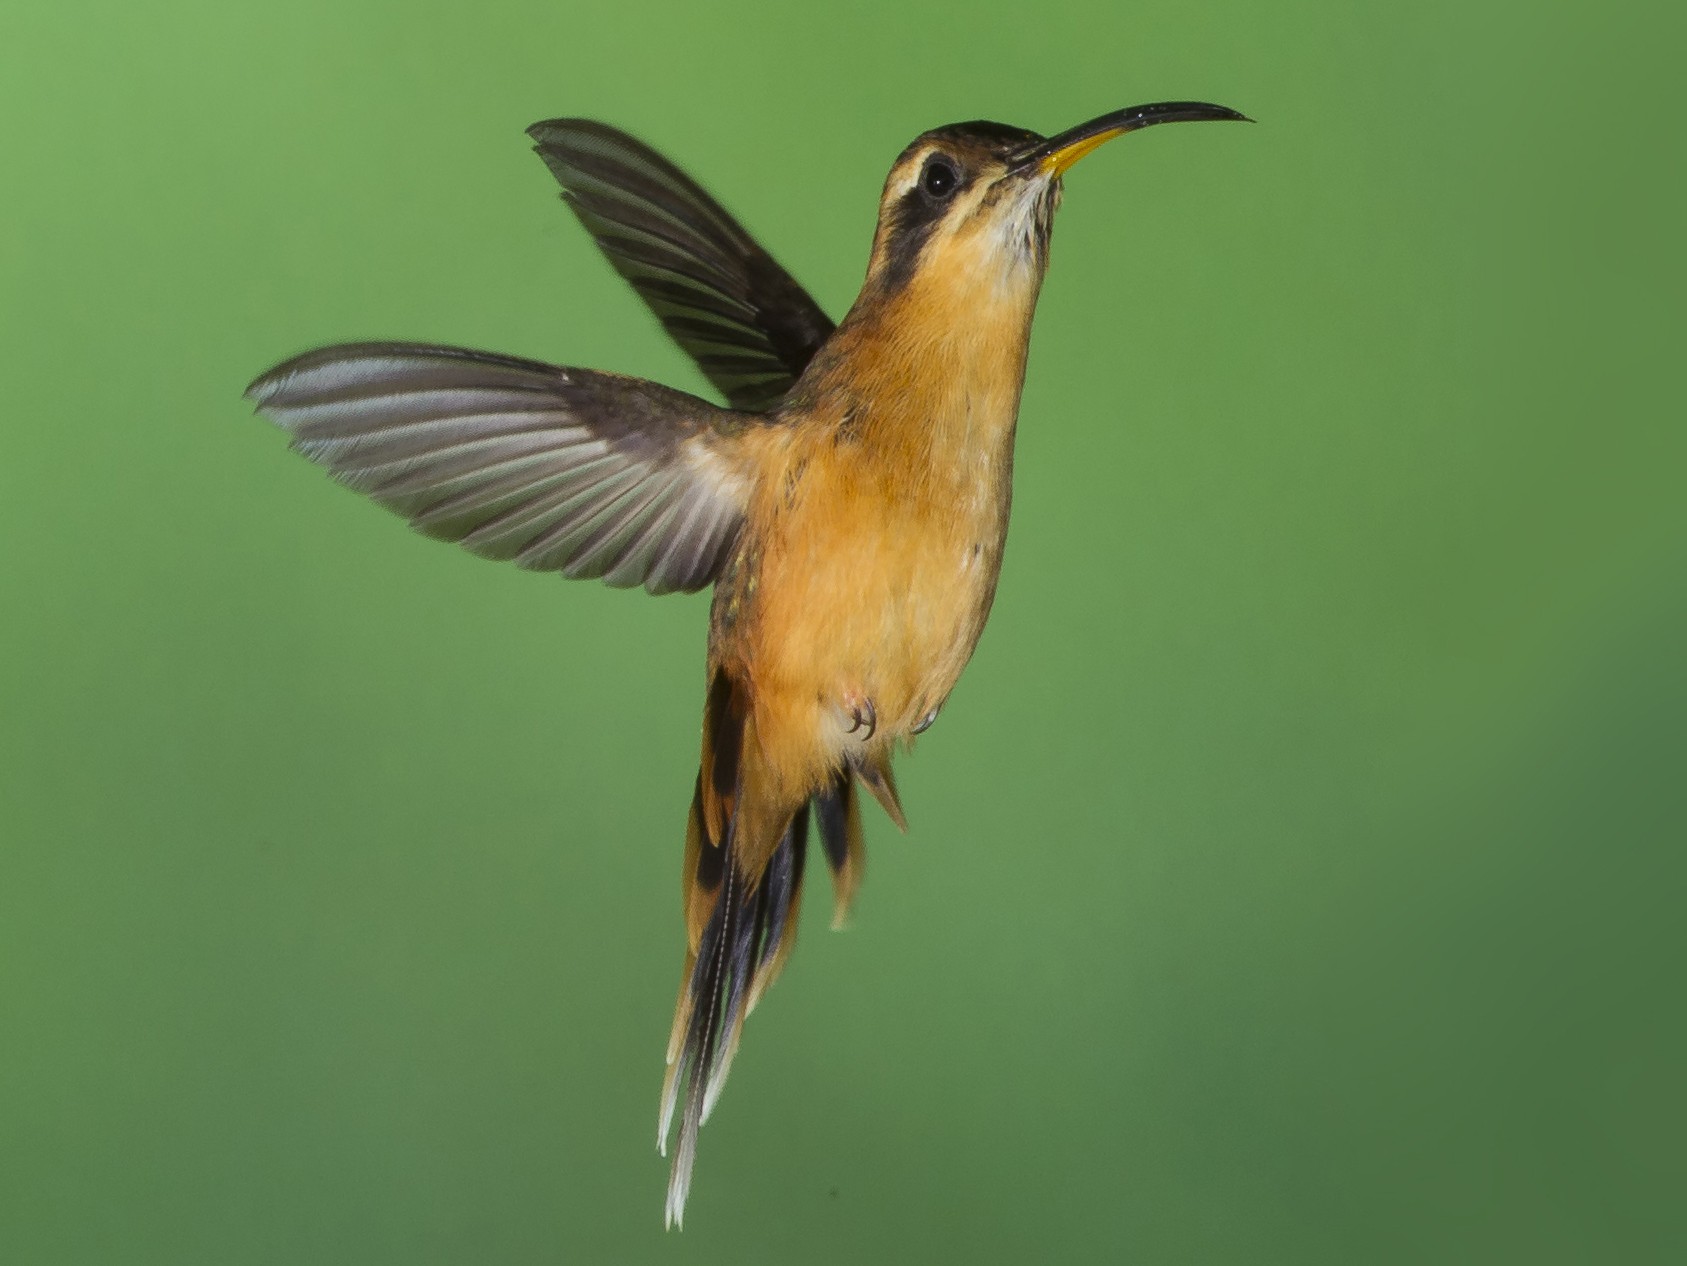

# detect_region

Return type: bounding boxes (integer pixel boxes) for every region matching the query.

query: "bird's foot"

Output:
[842,693,877,741]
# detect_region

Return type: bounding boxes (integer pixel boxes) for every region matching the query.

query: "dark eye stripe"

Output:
[878,152,971,291]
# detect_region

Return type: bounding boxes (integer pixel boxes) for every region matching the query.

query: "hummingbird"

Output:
[246,100,1248,1226]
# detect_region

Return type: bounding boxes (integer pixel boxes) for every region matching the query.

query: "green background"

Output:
[2,1,1679,1261]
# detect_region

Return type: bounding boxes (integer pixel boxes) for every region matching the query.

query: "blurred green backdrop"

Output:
[1,1,1679,1262]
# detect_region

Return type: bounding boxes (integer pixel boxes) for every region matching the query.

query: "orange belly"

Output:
[711,255,1037,806]
[717,417,1013,798]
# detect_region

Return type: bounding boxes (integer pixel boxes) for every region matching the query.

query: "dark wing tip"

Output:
[526,117,611,147]
[526,116,583,136]
[246,355,305,407]
[246,345,352,411]
[245,347,325,408]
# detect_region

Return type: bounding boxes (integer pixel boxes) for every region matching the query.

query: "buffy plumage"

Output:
[246,101,1248,1225]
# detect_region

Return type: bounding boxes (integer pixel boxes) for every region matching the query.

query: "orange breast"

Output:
[755,433,1008,719]
[712,238,1041,801]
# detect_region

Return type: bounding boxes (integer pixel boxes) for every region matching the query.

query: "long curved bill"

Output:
[1014,101,1251,176]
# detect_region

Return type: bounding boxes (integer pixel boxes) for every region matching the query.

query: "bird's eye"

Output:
[921,156,959,200]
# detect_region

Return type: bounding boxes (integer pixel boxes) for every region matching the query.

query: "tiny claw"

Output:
[911,705,941,735]
[845,697,877,741]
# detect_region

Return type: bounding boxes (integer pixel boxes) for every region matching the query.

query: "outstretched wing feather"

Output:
[528,119,835,411]
[246,341,753,595]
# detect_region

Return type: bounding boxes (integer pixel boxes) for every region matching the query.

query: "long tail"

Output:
[657,673,867,1228]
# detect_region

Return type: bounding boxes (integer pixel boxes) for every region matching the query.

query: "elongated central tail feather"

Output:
[658,674,868,1228]
[658,802,806,1227]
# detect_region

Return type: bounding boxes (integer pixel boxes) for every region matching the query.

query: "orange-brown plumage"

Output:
[246,101,1246,1229]
[701,135,1050,860]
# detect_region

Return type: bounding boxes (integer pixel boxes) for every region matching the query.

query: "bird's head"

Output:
[862,102,1249,305]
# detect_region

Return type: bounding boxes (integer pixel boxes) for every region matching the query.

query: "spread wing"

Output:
[528,118,834,411]
[246,342,755,595]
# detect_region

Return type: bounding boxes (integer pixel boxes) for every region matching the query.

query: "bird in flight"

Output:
[247,101,1248,1226]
